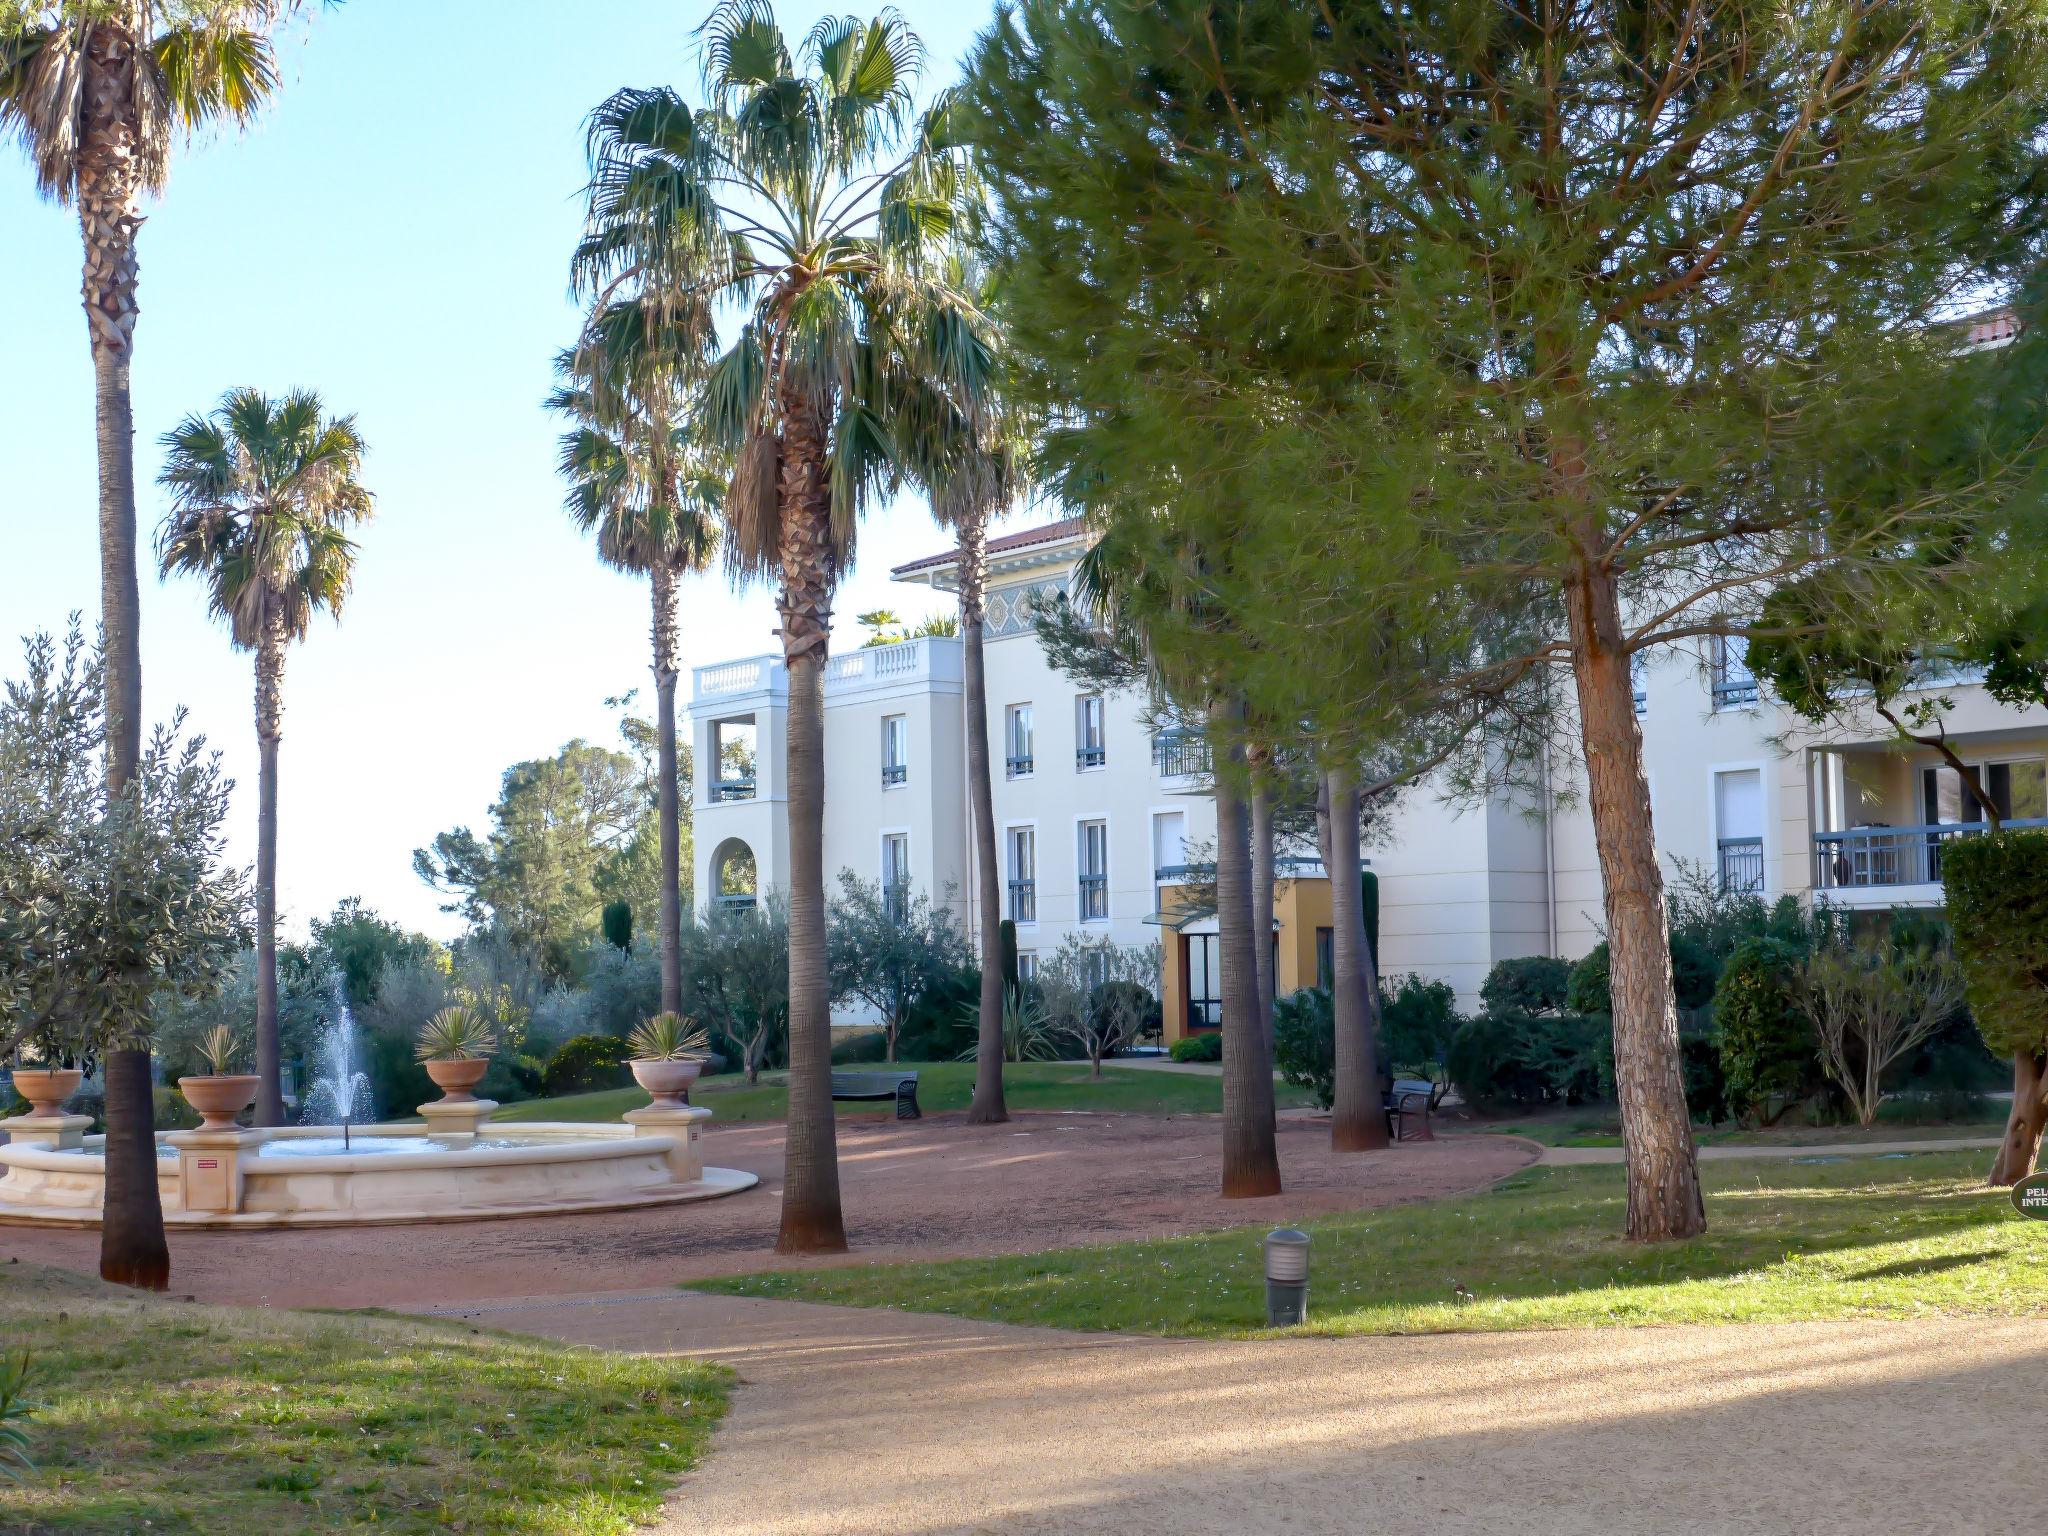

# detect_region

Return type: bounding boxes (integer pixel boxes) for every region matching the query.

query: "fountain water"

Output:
[300,991,375,1149]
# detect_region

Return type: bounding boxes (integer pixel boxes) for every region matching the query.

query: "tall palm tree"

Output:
[575,2,986,1254]
[157,388,372,1127]
[3,0,314,1289]
[549,302,723,1018]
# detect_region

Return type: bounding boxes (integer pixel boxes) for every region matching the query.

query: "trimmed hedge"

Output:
[1716,934,1818,1122]
[541,1033,634,1097]
[1943,830,2048,1061]
[1170,1031,1223,1063]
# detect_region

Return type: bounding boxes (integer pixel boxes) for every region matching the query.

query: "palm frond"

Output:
[154,23,279,130]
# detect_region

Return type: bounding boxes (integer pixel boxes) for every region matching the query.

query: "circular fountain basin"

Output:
[0,1119,757,1229]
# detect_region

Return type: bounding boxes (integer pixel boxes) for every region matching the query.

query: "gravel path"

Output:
[0,1114,1533,1308]
[433,1289,2048,1536]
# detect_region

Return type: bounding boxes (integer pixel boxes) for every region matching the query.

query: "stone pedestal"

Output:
[623,1103,711,1184]
[3,1114,94,1152]
[418,1098,498,1143]
[167,1127,265,1214]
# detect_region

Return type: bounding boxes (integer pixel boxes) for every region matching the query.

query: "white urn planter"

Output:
[629,1058,702,1109]
[422,1057,490,1103]
[177,1074,261,1132]
[10,1068,82,1119]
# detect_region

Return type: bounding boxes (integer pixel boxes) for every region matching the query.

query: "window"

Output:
[1075,694,1106,769]
[1151,810,1187,881]
[1714,768,1764,894]
[1316,927,1334,990]
[1078,819,1108,921]
[1004,704,1034,778]
[1186,933,1221,1031]
[1711,635,1757,710]
[881,714,908,787]
[1007,826,1037,923]
[1016,951,1038,987]
[882,834,909,919]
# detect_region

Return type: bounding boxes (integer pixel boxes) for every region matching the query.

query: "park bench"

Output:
[1383,1079,1436,1142]
[830,1070,922,1120]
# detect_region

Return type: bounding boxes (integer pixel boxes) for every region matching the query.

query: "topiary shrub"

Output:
[601,900,634,952]
[1170,1031,1223,1063]
[1481,955,1571,1017]
[1942,830,2048,1181]
[1715,934,1817,1123]
[541,1033,634,1097]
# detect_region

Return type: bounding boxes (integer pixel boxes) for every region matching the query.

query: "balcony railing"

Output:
[711,776,756,803]
[1078,873,1108,920]
[1155,855,1332,883]
[1717,837,1764,894]
[1005,753,1033,778]
[1076,744,1106,770]
[1812,817,2048,890]
[1008,878,1037,923]
[714,893,757,914]
[882,763,906,787]
[1153,731,1211,779]
[1712,675,1759,710]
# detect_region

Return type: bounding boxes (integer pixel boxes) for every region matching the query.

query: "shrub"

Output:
[1272,988,1337,1108]
[1446,1012,1548,1110]
[1716,934,1817,1122]
[895,969,981,1060]
[1090,979,1161,1052]
[541,1034,634,1097]
[1942,831,2048,1066]
[1170,1032,1222,1063]
[1480,955,1570,1016]
[1566,934,1718,1018]
[830,1029,890,1065]
[1681,1028,1729,1123]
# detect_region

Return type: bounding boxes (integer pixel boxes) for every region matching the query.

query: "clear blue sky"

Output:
[0,0,1008,941]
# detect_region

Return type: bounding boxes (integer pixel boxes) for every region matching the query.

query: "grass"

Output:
[1452,1096,2008,1149]
[0,1264,727,1534]
[691,1152,2048,1338]
[495,1058,1314,1126]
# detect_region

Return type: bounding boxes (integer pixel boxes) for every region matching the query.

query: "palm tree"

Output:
[549,302,722,1019]
[575,1,986,1254]
[3,0,314,1290]
[157,388,372,1127]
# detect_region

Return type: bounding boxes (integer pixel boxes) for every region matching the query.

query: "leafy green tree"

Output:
[968,0,2048,1240]
[156,386,372,1125]
[574,1,987,1254]
[550,311,721,1021]
[825,873,970,1062]
[307,898,440,1012]
[684,894,791,1085]
[3,0,320,1290]
[0,625,245,1283]
[1032,933,1159,1078]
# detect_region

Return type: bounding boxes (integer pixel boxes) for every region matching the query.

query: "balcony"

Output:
[1076,745,1106,770]
[1812,817,2048,890]
[1717,837,1764,894]
[1005,754,1034,778]
[713,893,757,915]
[711,777,756,803]
[1078,873,1108,920]
[1153,731,1211,780]
[1008,879,1037,923]
[1155,855,1331,883]
[882,763,907,788]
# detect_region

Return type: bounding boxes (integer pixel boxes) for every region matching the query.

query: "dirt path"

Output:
[0,1114,1532,1307]
[438,1289,2047,1536]
[1540,1138,2002,1165]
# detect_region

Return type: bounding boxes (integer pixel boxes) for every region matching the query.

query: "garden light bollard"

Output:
[1264,1227,1310,1327]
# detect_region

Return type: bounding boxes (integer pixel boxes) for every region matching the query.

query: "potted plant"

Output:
[176,1026,261,1131]
[626,1013,709,1108]
[7,1059,83,1121]
[414,1006,499,1102]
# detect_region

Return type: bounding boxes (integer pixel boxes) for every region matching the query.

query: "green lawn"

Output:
[0,1265,727,1534]
[495,1059,1313,1125]
[1452,1099,2009,1149]
[692,1152,2048,1337]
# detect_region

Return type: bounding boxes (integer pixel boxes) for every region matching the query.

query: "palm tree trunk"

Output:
[959,510,1008,1125]
[1565,562,1705,1241]
[1326,769,1389,1151]
[252,616,286,1126]
[773,393,848,1255]
[1214,706,1282,1198]
[651,564,684,1017]
[83,19,167,1291]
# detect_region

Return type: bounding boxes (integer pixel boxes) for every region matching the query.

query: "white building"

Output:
[689,518,2048,1035]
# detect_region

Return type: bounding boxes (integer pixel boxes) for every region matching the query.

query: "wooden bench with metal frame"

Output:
[830,1070,922,1120]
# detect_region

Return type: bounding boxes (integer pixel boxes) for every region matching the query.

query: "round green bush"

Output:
[541,1033,635,1097]
[1481,955,1571,1016]
[1714,934,1816,1122]
[1566,934,1717,1017]
[1169,1031,1223,1063]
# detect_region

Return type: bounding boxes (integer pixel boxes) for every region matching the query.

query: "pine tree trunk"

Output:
[1248,754,1277,1035]
[1327,770,1388,1151]
[83,19,168,1290]
[651,565,684,1017]
[252,616,286,1127]
[772,390,847,1255]
[1990,1050,2047,1185]
[960,510,1008,1124]
[1215,708,1282,1198]
[1565,564,1705,1241]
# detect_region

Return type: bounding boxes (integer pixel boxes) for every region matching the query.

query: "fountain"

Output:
[0,994,757,1228]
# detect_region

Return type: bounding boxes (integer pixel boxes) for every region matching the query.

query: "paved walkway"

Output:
[427,1289,2048,1536]
[1540,1137,2001,1165]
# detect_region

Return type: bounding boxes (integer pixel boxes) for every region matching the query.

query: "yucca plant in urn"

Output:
[627,1014,709,1108]
[415,1007,499,1102]
[177,1026,261,1131]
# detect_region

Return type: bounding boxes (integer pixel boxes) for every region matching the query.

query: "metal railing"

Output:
[1076,744,1106,769]
[1005,754,1034,778]
[1155,855,1333,883]
[1078,873,1108,920]
[1008,878,1037,923]
[1811,816,2048,890]
[714,893,757,914]
[881,763,907,787]
[1717,837,1764,894]
[1153,731,1211,778]
[711,777,756,803]
[1712,675,1759,709]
